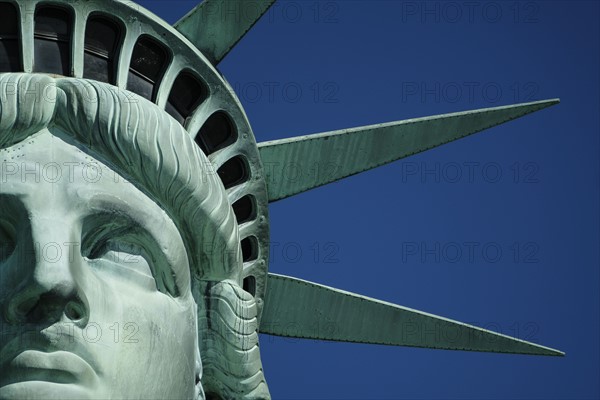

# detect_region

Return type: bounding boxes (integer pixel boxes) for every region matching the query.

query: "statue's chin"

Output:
[0,382,93,400]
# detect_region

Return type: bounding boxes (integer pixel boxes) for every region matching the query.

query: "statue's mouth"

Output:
[0,350,97,387]
[0,330,100,393]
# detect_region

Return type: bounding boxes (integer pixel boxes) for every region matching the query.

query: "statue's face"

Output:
[0,131,199,399]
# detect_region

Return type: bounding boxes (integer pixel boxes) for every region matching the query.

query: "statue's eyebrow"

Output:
[81,208,164,259]
[82,209,144,238]
[84,193,149,225]
[83,192,173,236]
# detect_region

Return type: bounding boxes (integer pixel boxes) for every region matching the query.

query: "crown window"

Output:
[232,195,256,224]
[84,16,122,84]
[217,156,249,190]
[127,35,169,101]
[34,6,72,75]
[165,71,208,125]
[241,236,258,262]
[195,111,237,155]
[0,2,20,72]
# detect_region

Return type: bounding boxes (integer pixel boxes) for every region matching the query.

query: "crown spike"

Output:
[174,0,276,65]
[259,99,560,202]
[261,274,564,356]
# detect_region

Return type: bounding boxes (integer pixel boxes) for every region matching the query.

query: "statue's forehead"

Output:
[0,131,189,268]
[2,129,94,162]
[2,131,122,199]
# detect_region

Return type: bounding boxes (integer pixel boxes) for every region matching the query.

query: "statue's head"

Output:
[0,73,268,399]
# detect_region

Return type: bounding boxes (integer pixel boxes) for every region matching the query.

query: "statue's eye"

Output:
[82,221,178,297]
[0,219,16,263]
[87,239,154,277]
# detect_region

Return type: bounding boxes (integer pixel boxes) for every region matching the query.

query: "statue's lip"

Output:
[0,331,100,388]
[0,380,94,400]
[0,350,98,388]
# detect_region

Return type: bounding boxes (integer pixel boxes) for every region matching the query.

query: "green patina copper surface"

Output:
[174,0,276,65]
[0,1,563,399]
[262,274,563,356]
[259,99,559,202]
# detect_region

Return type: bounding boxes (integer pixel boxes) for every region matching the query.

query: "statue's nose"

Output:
[4,218,88,327]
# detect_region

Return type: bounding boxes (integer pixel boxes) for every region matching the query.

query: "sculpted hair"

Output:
[0,73,268,399]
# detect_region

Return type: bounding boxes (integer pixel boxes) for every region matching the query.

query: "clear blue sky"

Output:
[138,1,598,398]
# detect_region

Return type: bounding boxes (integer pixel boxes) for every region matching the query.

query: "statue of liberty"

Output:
[0,1,562,399]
